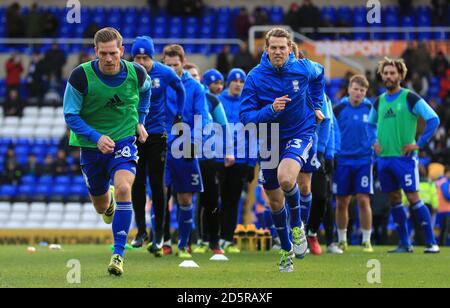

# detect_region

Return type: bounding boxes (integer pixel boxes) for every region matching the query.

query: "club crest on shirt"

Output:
[152,78,161,88]
[292,80,300,92]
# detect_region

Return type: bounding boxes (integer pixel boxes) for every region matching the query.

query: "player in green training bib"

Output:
[368,57,440,254]
[63,28,152,276]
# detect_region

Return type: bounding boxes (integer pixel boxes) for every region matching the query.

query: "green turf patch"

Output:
[0,245,449,288]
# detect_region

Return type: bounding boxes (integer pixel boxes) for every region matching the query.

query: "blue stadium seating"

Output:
[17,184,35,200]
[55,176,71,186]
[0,185,17,200]
[21,175,36,185]
[270,6,284,24]
[33,184,51,201]
[38,176,54,186]
[51,184,69,201]
[73,176,85,186]
[321,7,337,25]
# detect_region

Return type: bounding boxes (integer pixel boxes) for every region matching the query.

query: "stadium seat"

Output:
[17,185,35,201]
[47,202,65,213]
[55,176,71,186]
[0,201,12,212]
[168,25,183,38]
[30,202,47,213]
[66,202,82,213]
[23,107,39,117]
[21,175,36,185]
[12,202,29,213]
[32,185,50,201]
[28,212,45,222]
[0,211,10,223]
[0,185,17,200]
[321,7,337,25]
[45,212,63,222]
[63,212,80,223]
[81,211,98,222]
[50,185,69,202]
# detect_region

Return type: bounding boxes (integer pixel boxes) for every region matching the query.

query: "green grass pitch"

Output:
[0,245,449,288]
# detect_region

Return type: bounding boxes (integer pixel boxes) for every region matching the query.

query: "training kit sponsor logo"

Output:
[105,94,123,109]
[384,108,396,119]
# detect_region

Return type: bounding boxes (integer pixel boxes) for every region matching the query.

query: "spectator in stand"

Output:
[59,128,72,155]
[1,146,22,185]
[3,88,24,117]
[167,0,203,16]
[234,7,252,41]
[232,41,256,74]
[431,0,449,26]
[5,53,24,93]
[414,42,433,79]
[432,51,450,79]
[44,43,67,85]
[6,2,25,38]
[26,3,43,38]
[27,50,46,102]
[216,45,231,76]
[184,0,204,16]
[439,68,450,106]
[53,149,69,176]
[77,51,91,66]
[42,8,59,37]
[365,70,380,99]
[0,160,23,185]
[22,153,44,177]
[70,150,81,175]
[401,42,416,81]
[4,146,17,167]
[407,72,429,97]
[148,0,160,15]
[253,6,269,26]
[285,3,300,32]
[42,154,55,175]
[398,0,414,16]
[436,166,450,245]
[43,74,63,105]
[297,0,321,39]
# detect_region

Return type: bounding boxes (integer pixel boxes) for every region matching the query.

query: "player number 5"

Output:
[405,174,413,187]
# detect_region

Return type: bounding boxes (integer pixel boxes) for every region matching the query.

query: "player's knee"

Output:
[389,191,402,204]
[115,182,132,200]
[357,194,370,207]
[278,174,296,192]
[299,182,311,195]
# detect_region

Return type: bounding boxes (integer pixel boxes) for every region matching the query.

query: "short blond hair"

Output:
[94,27,123,48]
[349,74,369,89]
[377,57,408,80]
[265,28,292,48]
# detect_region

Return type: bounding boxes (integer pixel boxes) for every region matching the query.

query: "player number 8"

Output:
[361,176,369,188]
